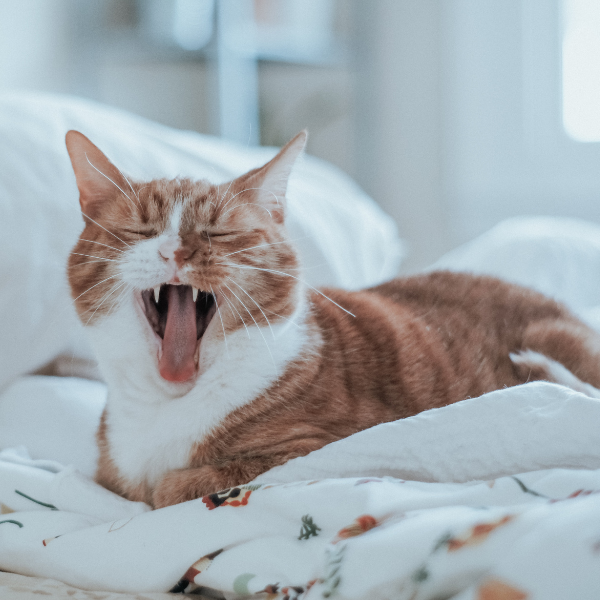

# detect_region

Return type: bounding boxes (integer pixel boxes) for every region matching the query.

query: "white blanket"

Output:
[0,383,599,599]
[2,216,600,599]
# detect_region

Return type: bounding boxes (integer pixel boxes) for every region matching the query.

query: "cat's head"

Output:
[65,130,306,385]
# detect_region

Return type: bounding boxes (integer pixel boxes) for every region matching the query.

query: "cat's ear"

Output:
[65,130,130,217]
[244,130,307,223]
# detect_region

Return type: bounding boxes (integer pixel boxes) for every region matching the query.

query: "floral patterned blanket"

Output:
[1,381,600,599]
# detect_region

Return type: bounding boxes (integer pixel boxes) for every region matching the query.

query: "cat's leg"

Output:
[510,350,600,398]
[152,466,227,508]
[152,459,273,508]
[512,319,600,394]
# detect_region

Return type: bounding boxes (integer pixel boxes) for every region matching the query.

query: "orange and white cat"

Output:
[66,130,600,508]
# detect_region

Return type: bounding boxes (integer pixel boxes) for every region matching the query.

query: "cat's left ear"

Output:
[65,130,131,218]
[244,130,307,223]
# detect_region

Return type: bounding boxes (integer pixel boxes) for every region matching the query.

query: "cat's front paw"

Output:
[151,465,228,509]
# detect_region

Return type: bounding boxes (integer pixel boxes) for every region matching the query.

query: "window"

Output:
[562,0,600,141]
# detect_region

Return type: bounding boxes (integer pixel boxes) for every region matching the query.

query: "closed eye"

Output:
[205,229,262,238]
[204,231,237,239]
[123,229,157,238]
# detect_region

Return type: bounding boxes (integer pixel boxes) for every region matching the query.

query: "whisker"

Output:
[80,211,132,248]
[71,252,120,262]
[84,280,128,325]
[226,277,275,339]
[217,288,236,319]
[108,283,133,315]
[210,284,229,356]
[219,286,250,338]
[107,282,132,317]
[264,307,301,329]
[217,178,235,210]
[70,259,117,268]
[72,273,124,305]
[56,180,133,249]
[301,261,329,271]
[79,239,125,254]
[220,202,272,220]
[217,185,245,212]
[224,282,277,373]
[222,236,310,258]
[218,262,356,318]
[40,271,124,346]
[85,153,138,213]
[219,186,280,215]
[115,165,143,209]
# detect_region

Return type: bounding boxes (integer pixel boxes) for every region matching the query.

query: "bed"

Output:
[1,93,600,599]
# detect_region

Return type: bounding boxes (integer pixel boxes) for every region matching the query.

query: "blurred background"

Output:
[2,0,600,272]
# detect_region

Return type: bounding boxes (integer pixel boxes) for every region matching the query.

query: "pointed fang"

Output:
[154,286,160,303]
[192,287,198,302]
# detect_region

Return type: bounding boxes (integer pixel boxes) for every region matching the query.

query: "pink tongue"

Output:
[159,286,198,383]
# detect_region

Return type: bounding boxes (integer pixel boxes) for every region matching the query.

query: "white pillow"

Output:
[430,216,600,312]
[0,92,403,391]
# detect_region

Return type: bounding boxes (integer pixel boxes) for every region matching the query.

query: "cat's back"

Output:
[308,271,575,414]
[317,270,569,333]
[370,270,568,326]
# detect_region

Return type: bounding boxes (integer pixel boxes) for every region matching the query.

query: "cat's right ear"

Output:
[65,130,128,217]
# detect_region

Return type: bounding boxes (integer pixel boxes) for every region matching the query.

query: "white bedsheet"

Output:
[2,216,600,598]
[0,382,599,599]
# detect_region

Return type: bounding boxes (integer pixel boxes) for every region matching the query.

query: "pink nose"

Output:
[159,238,196,266]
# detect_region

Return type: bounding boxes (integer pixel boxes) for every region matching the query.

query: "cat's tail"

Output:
[510,350,600,398]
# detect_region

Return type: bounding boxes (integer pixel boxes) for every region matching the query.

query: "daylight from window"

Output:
[563,0,600,141]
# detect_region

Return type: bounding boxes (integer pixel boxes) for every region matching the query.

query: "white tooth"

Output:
[154,286,160,303]
[192,287,198,302]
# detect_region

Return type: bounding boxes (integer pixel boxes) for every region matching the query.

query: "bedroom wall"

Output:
[2,0,596,274]
[0,0,440,271]
[0,0,358,189]
[353,0,447,272]
[0,0,72,93]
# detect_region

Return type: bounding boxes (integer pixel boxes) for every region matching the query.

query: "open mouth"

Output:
[141,284,217,383]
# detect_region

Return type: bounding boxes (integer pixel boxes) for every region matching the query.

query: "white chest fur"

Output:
[104,313,310,486]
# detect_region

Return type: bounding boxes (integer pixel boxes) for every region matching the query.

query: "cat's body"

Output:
[65,130,600,508]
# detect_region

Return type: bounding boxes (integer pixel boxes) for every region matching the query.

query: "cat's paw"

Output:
[151,465,227,509]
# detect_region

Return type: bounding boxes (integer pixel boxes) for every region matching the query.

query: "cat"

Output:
[65,129,600,509]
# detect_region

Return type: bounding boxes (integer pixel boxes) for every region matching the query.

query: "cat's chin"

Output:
[136,285,217,384]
